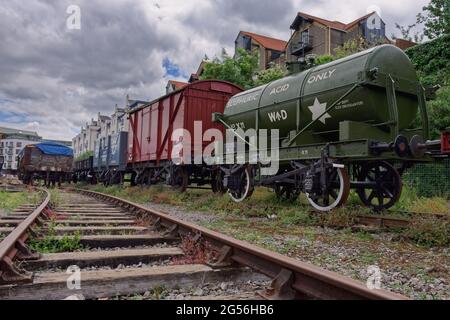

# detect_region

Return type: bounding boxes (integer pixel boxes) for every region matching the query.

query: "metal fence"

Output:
[403,159,450,198]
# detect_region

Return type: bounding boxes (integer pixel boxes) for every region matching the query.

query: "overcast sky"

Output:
[0,0,428,141]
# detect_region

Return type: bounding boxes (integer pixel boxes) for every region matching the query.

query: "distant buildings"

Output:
[0,127,41,172]
[206,11,414,73]
[71,97,148,159]
[166,80,188,94]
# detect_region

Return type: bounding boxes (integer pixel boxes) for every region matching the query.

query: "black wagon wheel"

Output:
[211,170,226,194]
[228,166,255,203]
[356,161,402,211]
[275,185,301,202]
[172,167,189,192]
[307,166,350,212]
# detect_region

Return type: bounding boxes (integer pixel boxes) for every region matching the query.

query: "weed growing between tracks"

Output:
[171,236,214,265]
[29,220,85,253]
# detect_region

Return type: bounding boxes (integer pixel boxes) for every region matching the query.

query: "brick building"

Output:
[286,11,389,61]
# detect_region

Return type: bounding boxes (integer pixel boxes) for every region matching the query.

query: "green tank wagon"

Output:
[213,45,446,211]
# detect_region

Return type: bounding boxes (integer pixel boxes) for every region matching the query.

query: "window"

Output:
[16,142,22,148]
[270,50,281,61]
[301,29,309,45]
[243,35,252,51]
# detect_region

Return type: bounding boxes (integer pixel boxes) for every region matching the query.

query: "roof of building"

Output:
[0,126,40,137]
[393,38,417,50]
[168,80,188,90]
[292,11,377,32]
[189,73,199,83]
[239,31,288,52]
[98,115,111,121]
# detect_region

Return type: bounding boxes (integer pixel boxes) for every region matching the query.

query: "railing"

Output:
[291,35,314,56]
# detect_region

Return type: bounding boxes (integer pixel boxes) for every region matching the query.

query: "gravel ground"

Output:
[143,201,449,300]
[144,202,222,225]
[113,278,270,300]
[38,258,174,274]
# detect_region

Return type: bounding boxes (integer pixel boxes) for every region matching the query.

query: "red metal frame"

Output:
[127,80,242,166]
[441,131,450,154]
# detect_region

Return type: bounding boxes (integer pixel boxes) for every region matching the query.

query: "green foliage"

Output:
[200,48,286,89]
[75,151,93,161]
[403,215,449,247]
[405,35,450,87]
[333,37,369,59]
[254,64,286,87]
[49,189,62,208]
[417,0,450,39]
[313,55,334,66]
[313,38,369,66]
[405,36,450,140]
[0,191,40,212]
[200,48,259,89]
[29,233,84,253]
[426,86,450,139]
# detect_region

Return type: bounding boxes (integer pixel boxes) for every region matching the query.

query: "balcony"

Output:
[291,35,313,57]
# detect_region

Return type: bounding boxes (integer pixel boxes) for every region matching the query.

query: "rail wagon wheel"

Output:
[172,167,189,192]
[307,167,350,212]
[228,166,254,203]
[275,186,301,202]
[356,161,402,211]
[211,170,226,194]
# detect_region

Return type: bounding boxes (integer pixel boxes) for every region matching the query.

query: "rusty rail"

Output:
[0,188,50,284]
[76,188,408,300]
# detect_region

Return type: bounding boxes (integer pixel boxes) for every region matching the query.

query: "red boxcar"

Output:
[128,80,242,191]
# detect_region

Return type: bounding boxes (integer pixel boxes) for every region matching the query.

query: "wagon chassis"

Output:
[219,132,445,212]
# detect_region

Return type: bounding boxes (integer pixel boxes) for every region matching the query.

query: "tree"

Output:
[200,48,259,89]
[200,48,286,89]
[333,37,369,59]
[417,0,450,39]
[313,55,334,66]
[393,23,424,43]
[254,64,286,87]
[426,86,450,139]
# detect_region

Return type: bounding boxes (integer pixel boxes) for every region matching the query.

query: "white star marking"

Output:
[308,98,331,124]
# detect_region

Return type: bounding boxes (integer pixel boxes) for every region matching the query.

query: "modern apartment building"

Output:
[0,127,42,172]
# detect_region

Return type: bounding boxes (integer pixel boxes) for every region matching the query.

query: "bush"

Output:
[405,35,450,87]
[403,215,449,247]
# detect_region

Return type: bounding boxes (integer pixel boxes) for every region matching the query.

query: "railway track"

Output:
[0,188,408,300]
